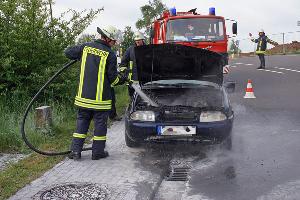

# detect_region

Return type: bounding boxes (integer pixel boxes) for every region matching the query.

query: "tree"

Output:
[120,26,134,56]
[135,0,167,36]
[0,0,103,101]
[229,39,241,54]
[77,34,96,44]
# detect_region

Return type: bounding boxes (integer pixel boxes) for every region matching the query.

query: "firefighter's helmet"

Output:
[134,31,145,41]
[97,26,122,43]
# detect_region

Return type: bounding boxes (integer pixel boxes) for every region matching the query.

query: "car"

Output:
[124,44,234,149]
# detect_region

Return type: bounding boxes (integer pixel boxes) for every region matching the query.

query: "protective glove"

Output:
[117,69,131,85]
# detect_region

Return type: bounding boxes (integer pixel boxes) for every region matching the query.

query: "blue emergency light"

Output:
[170,7,176,16]
[209,7,215,15]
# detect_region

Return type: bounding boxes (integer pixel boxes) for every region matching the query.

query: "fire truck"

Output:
[150,7,237,67]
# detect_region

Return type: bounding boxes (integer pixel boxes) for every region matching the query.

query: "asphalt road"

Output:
[11,54,300,200]
[169,54,300,200]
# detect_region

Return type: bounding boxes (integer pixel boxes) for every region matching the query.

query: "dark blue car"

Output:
[124,44,234,149]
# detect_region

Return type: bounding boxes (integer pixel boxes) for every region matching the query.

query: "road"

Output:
[10,55,300,200]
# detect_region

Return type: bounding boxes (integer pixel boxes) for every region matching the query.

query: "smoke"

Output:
[152,88,223,108]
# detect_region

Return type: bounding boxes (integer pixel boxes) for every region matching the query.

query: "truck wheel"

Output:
[125,130,140,148]
[221,135,232,150]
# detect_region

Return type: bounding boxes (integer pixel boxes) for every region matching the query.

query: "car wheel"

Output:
[221,135,232,150]
[125,130,140,148]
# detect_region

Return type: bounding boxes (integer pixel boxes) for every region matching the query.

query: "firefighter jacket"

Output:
[65,40,122,111]
[119,45,138,82]
[251,35,277,54]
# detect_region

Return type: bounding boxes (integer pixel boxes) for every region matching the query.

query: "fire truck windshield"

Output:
[166,18,225,42]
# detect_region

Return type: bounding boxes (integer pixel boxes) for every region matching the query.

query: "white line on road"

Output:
[230,65,237,68]
[274,67,300,73]
[257,69,285,74]
[285,54,300,57]
[233,63,253,66]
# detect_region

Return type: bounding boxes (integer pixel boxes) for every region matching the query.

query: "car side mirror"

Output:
[224,81,236,93]
[232,23,237,35]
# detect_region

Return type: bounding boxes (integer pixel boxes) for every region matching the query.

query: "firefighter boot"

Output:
[69,137,85,160]
[92,140,109,160]
[92,151,109,160]
[68,151,81,160]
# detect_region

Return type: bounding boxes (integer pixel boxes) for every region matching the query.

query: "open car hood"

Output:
[135,44,223,85]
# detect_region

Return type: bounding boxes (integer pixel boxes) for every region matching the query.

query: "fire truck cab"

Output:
[150,7,237,66]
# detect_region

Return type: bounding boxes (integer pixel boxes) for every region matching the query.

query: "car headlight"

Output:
[130,111,155,122]
[200,111,227,122]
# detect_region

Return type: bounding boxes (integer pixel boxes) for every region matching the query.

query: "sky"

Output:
[53,0,300,52]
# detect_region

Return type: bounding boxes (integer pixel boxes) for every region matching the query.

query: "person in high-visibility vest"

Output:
[64,26,126,160]
[249,29,278,69]
[119,31,145,97]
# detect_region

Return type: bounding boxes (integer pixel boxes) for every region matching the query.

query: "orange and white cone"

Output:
[244,79,256,98]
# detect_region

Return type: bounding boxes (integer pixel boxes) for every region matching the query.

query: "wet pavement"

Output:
[10,55,300,199]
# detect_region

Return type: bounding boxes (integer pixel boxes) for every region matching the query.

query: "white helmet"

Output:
[97,26,122,42]
[134,31,145,41]
[259,29,265,33]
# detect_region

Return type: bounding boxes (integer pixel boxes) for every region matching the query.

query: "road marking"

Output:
[257,69,285,74]
[274,67,300,73]
[230,65,237,68]
[233,63,253,66]
[286,54,300,57]
[288,130,300,132]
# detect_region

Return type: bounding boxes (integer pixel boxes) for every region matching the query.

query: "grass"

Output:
[0,85,129,199]
[0,119,74,199]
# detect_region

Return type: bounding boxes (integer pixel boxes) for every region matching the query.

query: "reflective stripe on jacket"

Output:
[65,40,120,110]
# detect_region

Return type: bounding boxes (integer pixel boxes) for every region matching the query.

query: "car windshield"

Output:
[166,18,225,42]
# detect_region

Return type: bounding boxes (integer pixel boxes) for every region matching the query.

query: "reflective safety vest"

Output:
[65,40,120,110]
[251,35,276,55]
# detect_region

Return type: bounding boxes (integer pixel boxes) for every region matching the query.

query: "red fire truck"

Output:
[150,7,237,66]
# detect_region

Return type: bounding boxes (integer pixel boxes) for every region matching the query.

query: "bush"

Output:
[0,0,102,100]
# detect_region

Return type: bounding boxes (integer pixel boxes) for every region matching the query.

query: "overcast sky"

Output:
[53,0,300,52]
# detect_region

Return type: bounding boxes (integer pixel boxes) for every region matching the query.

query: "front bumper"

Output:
[125,118,233,144]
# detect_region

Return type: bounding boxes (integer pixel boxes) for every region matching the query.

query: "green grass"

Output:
[114,85,130,116]
[0,85,129,153]
[0,85,129,199]
[0,95,76,153]
[0,121,72,200]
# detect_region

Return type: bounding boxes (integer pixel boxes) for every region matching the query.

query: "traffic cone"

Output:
[244,79,256,98]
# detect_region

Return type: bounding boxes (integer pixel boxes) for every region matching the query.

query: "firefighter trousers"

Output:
[258,54,265,68]
[71,108,109,155]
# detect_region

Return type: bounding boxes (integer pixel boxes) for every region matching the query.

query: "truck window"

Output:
[166,18,225,42]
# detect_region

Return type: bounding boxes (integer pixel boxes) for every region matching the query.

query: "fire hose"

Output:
[20,60,94,156]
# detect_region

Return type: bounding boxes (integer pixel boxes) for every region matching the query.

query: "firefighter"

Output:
[65,25,126,160]
[119,31,145,97]
[249,29,278,69]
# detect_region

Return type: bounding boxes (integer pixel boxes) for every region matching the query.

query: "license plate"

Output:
[157,126,196,136]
